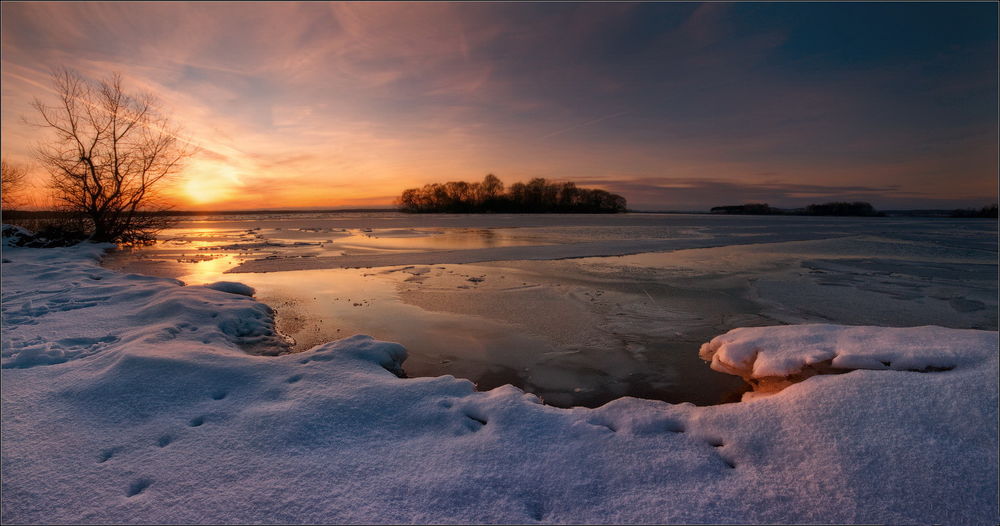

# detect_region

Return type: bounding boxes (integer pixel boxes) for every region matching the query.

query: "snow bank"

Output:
[700,324,994,384]
[0,224,33,246]
[1,233,997,524]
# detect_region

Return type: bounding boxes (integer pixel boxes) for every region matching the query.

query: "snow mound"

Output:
[203,281,256,297]
[1,243,290,370]
[304,334,407,376]
[699,324,995,380]
[2,223,89,248]
[1,224,33,246]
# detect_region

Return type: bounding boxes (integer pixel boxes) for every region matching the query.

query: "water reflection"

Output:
[231,265,751,408]
[101,218,753,407]
[178,255,242,285]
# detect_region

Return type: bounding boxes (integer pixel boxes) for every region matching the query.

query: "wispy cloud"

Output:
[1,2,995,209]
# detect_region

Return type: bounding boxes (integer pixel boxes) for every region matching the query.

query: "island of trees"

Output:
[710,202,885,217]
[397,174,627,213]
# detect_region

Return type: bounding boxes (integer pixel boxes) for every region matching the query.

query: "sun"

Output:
[179,162,243,206]
[183,177,228,205]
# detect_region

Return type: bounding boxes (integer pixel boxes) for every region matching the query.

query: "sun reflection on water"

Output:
[177,254,243,285]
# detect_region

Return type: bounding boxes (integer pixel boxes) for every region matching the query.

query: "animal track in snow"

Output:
[1,334,120,369]
[126,478,152,497]
[525,499,546,521]
[463,418,485,432]
[97,448,119,463]
[588,420,617,433]
[466,414,487,425]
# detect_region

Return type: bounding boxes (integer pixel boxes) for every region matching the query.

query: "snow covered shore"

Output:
[2,237,997,524]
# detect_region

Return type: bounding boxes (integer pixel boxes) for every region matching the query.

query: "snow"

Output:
[204,281,256,297]
[0,224,32,246]
[2,232,997,524]
[699,324,995,379]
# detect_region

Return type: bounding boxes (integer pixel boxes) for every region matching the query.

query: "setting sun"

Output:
[2,2,996,211]
[179,163,243,206]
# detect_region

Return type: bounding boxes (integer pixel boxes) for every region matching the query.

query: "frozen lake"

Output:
[102,212,998,407]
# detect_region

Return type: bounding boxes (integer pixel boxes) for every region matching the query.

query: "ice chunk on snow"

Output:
[203,281,256,297]
[699,323,995,380]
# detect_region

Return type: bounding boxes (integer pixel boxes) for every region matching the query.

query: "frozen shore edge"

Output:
[2,236,997,524]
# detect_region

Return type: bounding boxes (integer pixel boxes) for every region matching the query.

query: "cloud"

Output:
[1,2,995,210]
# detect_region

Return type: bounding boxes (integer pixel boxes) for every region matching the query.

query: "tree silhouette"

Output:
[1,159,28,209]
[31,68,191,243]
[398,174,626,213]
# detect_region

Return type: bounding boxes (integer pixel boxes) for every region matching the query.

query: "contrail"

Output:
[538,110,629,141]
[5,62,233,160]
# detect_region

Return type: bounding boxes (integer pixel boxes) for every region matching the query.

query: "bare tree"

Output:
[479,173,503,204]
[31,68,190,243]
[1,159,29,209]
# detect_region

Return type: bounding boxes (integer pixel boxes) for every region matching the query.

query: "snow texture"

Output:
[700,324,995,379]
[0,224,32,246]
[2,232,997,524]
[203,281,256,297]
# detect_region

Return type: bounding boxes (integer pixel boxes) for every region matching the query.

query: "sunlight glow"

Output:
[1,2,995,210]
[179,162,243,206]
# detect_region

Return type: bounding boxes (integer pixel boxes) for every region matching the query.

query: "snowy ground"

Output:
[2,231,998,523]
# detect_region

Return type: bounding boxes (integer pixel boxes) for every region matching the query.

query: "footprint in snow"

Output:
[97,447,119,463]
[126,478,152,497]
[462,411,488,432]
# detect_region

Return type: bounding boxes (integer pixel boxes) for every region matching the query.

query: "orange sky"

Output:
[2,2,997,211]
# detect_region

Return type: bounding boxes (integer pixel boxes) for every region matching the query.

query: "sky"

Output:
[1,2,997,211]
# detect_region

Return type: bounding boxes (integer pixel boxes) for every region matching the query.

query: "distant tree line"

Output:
[949,204,998,218]
[710,203,776,215]
[710,201,884,217]
[803,202,881,216]
[397,174,627,213]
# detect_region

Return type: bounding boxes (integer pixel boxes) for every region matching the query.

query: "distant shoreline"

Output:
[2,208,996,219]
